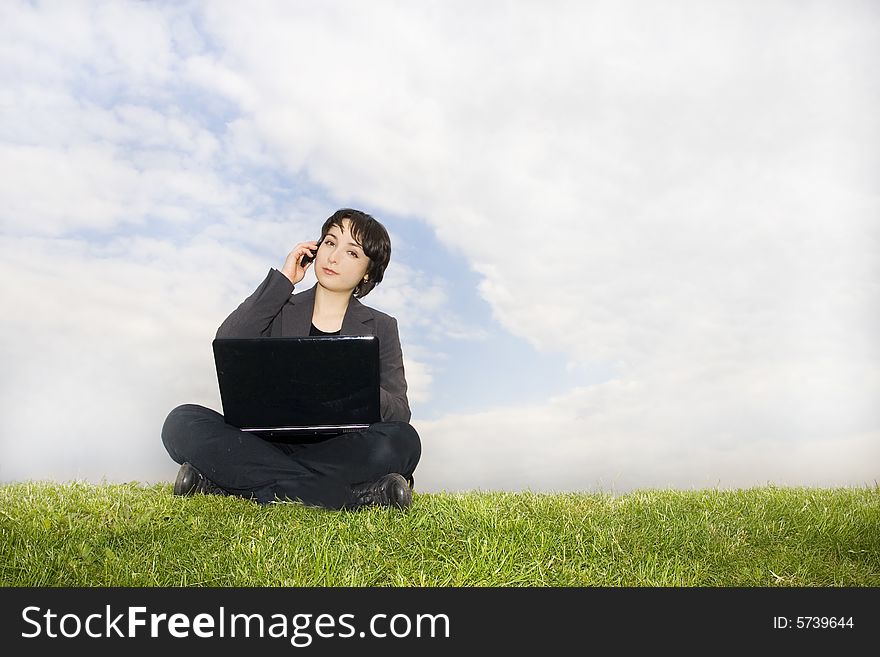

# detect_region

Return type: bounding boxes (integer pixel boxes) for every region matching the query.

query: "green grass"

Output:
[1,483,878,586]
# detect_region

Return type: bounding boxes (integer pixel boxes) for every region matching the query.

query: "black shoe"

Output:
[352,473,412,509]
[173,462,228,497]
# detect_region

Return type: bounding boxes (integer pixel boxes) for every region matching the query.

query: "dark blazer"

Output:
[216,268,411,423]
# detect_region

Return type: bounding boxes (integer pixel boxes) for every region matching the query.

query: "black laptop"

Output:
[212,336,381,439]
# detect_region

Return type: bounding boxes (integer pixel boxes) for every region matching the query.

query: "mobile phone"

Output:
[299,238,322,267]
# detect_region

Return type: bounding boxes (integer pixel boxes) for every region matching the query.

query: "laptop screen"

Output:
[212,336,381,437]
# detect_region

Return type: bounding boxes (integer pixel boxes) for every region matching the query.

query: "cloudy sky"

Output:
[1,0,877,494]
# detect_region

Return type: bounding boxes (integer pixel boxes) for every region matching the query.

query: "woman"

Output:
[161,209,421,510]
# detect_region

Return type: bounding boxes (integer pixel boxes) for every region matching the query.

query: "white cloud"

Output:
[193,0,879,491]
[413,373,880,493]
[1,1,877,493]
[0,233,237,482]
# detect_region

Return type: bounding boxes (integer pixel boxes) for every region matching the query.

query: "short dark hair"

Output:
[320,208,391,298]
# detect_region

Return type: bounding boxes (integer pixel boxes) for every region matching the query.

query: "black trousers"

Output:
[161,404,421,510]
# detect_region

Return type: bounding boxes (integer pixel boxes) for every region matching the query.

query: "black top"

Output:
[309,323,341,337]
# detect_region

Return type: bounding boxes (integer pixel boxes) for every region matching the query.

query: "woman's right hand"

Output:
[280,240,319,285]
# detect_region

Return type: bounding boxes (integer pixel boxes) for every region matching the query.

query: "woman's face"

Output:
[314,218,371,295]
